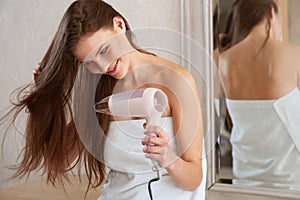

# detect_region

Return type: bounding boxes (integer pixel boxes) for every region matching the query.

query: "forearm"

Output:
[165,156,203,191]
[143,126,203,190]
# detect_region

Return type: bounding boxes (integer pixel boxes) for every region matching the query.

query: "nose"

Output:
[97,59,115,73]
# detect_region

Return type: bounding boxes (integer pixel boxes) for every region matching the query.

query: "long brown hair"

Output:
[231,0,278,47]
[1,0,148,197]
[220,0,278,54]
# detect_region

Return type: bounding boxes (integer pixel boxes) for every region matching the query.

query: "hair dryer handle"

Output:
[146,110,164,177]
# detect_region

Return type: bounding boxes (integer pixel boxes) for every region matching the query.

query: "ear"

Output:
[269,5,276,20]
[113,16,126,33]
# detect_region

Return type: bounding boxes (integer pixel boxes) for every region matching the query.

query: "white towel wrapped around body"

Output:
[226,88,300,190]
[98,117,207,200]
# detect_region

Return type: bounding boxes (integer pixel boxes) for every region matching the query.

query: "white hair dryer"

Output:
[94,87,168,179]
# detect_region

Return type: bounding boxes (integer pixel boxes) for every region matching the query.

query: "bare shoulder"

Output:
[219,49,231,64]
[155,56,197,87]
[218,47,236,73]
[153,56,202,121]
[267,40,300,68]
[269,39,300,55]
[218,43,242,65]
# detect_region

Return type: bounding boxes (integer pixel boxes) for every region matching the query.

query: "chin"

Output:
[114,73,126,80]
[111,70,123,79]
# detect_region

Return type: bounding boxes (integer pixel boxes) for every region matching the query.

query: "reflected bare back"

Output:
[219,36,300,100]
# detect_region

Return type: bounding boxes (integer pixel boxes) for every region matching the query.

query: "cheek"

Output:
[96,51,116,67]
[107,50,118,62]
[85,61,107,74]
[115,57,132,79]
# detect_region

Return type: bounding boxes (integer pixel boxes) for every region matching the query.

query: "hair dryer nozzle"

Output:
[94,96,111,115]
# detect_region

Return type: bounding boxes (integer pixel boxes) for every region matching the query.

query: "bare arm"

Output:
[142,68,203,190]
[165,71,203,190]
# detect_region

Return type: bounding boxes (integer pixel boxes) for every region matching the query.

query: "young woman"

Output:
[219,0,300,189]
[4,0,206,199]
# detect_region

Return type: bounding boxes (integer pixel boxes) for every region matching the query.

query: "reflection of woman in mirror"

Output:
[219,0,300,189]
[1,0,206,199]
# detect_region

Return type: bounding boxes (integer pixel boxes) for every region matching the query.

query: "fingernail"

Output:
[143,146,147,152]
[143,136,148,140]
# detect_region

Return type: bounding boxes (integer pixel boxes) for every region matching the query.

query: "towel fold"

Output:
[226,88,300,190]
[99,117,207,200]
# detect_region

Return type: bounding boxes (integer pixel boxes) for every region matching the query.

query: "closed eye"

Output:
[100,46,109,55]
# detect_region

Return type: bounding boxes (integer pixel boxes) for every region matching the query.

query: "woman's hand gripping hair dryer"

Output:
[94,87,168,179]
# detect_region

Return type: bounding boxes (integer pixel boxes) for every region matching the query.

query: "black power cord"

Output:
[148,160,161,199]
[147,177,160,200]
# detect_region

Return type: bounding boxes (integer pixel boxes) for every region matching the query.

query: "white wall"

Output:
[0,0,209,190]
[289,0,300,45]
[0,0,74,189]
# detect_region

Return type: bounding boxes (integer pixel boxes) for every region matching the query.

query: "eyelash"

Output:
[100,46,109,55]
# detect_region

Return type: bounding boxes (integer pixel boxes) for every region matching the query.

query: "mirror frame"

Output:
[205,0,300,199]
[276,0,289,42]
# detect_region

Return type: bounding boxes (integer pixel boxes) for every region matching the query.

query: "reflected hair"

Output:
[218,9,234,53]
[1,0,153,197]
[231,0,278,47]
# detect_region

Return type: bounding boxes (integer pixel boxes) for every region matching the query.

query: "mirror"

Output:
[207,0,300,199]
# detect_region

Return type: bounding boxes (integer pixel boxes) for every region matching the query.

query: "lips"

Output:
[106,59,119,75]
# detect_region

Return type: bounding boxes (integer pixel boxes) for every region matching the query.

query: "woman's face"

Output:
[73,17,134,79]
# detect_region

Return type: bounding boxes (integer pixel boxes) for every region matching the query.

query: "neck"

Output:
[128,50,155,70]
[117,49,156,89]
[245,19,279,42]
[245,22,269,41]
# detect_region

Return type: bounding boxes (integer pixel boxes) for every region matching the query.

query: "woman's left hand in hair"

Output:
[33,63,42,85]
[142,125,177,168]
